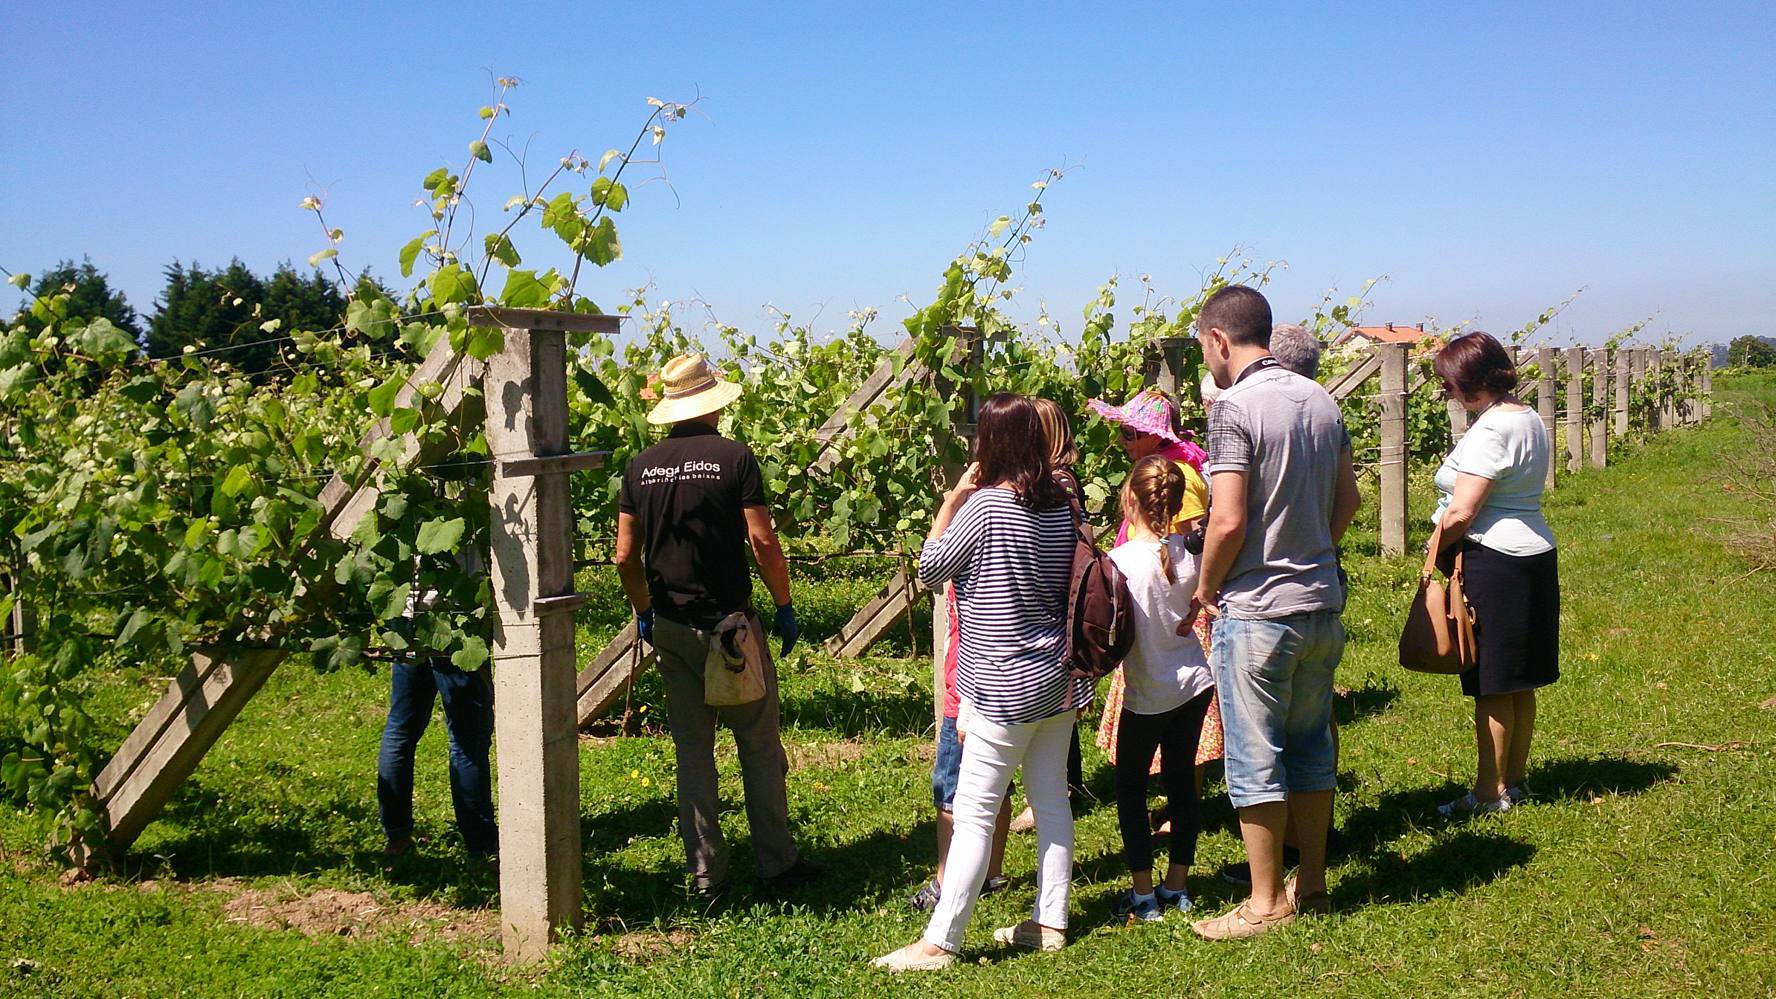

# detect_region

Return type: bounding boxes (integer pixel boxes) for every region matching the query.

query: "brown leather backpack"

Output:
[1398,521,1478,674]
[1063,495,1135,679]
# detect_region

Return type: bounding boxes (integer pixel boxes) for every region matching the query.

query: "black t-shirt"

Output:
[618,422,767,627]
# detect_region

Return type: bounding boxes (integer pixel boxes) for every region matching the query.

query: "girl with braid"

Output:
[1106,454,1215,922]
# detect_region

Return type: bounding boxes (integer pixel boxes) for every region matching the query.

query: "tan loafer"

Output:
[870,942,956,972]
[1191,901,1295,941]
[1285,874,1332,917]
[992,919,1066,952]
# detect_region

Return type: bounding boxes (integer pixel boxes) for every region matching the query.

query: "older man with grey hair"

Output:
[1269,323,1323,379]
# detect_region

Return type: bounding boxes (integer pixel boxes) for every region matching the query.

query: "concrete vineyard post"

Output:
[1535,347,1557,489]
[1564,346,1584,473]
[1588,348,1608,468]
[475,307,619,961]
[1377,343,1409,556]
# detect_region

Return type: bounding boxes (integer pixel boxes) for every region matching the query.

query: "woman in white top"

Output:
[1106,455,1216,921]
[1430,332,1560,817]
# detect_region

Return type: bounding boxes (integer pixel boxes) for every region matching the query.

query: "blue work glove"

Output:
[773,602,799,656]
[635,608,654,646]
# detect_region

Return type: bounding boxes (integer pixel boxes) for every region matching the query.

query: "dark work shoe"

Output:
[763,856,824,889]
[381,836,414,859]
[981,875,1010,896]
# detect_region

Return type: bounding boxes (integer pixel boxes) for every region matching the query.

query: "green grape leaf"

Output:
[398,231,436,278]
[416,517,465,554]
[220,464,254,498]
[367,373,405,417]
[451,634,489,671]
[484,233,520,268]
[574,366,615,406]
[583,217,621,266]
[499,269,552,308]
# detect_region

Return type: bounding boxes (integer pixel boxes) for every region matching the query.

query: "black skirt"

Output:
[1458,541,1560,697]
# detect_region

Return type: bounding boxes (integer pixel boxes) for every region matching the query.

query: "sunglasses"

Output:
[1119,427,1145,442]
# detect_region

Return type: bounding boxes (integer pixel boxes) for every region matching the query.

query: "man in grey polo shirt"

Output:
[1187,286,1361,940]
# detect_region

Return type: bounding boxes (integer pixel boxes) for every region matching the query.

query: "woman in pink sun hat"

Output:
[1088,388,1225,809]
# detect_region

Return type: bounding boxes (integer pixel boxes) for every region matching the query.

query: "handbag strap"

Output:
[1421,520,1445,579]
[1423,519,1467,580]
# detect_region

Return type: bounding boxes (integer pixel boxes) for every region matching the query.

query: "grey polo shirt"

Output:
[1206,358,1350,619]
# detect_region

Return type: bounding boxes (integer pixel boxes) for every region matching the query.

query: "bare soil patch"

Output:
[784,739,870,769]
[611,927,695,963]
[215,879,496,945]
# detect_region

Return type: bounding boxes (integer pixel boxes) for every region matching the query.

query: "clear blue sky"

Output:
[4,1,1773,346]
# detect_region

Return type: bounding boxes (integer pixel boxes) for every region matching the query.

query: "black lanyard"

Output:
[1233,356,1282,385]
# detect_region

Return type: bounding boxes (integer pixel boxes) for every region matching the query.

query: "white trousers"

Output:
[923,709,1075,952]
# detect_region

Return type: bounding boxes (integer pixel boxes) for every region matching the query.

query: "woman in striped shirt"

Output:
[873,393,1084,972]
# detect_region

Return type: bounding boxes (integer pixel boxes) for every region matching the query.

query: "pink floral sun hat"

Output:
[1088,387,1187,444]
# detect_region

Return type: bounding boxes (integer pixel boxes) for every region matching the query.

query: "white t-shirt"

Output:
[1432,406,1557,556]
[1108,536,1214,716]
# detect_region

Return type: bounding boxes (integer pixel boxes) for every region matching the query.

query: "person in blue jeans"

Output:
[1186,286,1360,940]
[377,653,497,857]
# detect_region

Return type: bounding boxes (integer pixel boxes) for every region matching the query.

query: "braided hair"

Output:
[1121,454,1189,583]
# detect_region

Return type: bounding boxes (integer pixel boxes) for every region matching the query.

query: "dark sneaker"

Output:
[1111,889,1163,923]
[381,836,414,859]
[909,880,941,911]
[762,856,824,889]
[1155,883,1194,914]
[981,874,1009,896]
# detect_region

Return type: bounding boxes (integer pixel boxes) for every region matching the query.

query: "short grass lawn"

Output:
[3,374,1774,997]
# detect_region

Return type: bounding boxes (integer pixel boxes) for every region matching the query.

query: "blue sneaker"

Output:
[1111,889,1163,923]
[1155,884,1194,914]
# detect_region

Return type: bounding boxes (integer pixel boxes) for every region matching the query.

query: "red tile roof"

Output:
[1347,323,1429,345]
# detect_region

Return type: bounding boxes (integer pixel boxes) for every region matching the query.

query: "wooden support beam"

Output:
[810,338,923,475]
[575,619,654,726]
[1564,345,1585,474]
[1588,349,1608,469]
[86,337,480,863]
[826,566,924,658]
[498,451,608,478]
[480,311,585,961]
[1535,347,1558,489]
[825,328,979,661]
[1326,348,1384,402]
[1376,343,1409,557]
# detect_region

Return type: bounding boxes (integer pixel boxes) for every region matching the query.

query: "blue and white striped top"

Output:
[918,487,1088,724]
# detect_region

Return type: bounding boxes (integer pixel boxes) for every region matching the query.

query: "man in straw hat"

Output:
[614,353,822,893]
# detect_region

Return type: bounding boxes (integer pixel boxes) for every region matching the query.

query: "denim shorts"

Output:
[931,714,962,811]
[1211,610,1345,808]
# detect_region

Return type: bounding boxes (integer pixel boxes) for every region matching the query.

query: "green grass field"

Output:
[4,375,1774,998]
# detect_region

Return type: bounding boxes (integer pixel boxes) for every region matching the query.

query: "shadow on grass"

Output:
[778,683,933,739]
[1335,678,1400,726]
[1333,828,1535,907]
[1339,753,1675,859]
[132,782,501,908]
[578,810,941,926]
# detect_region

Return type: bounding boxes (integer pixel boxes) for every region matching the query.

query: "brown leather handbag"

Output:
[1398,522,1478,674]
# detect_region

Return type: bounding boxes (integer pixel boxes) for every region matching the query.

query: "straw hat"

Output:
[645,353,744,424]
